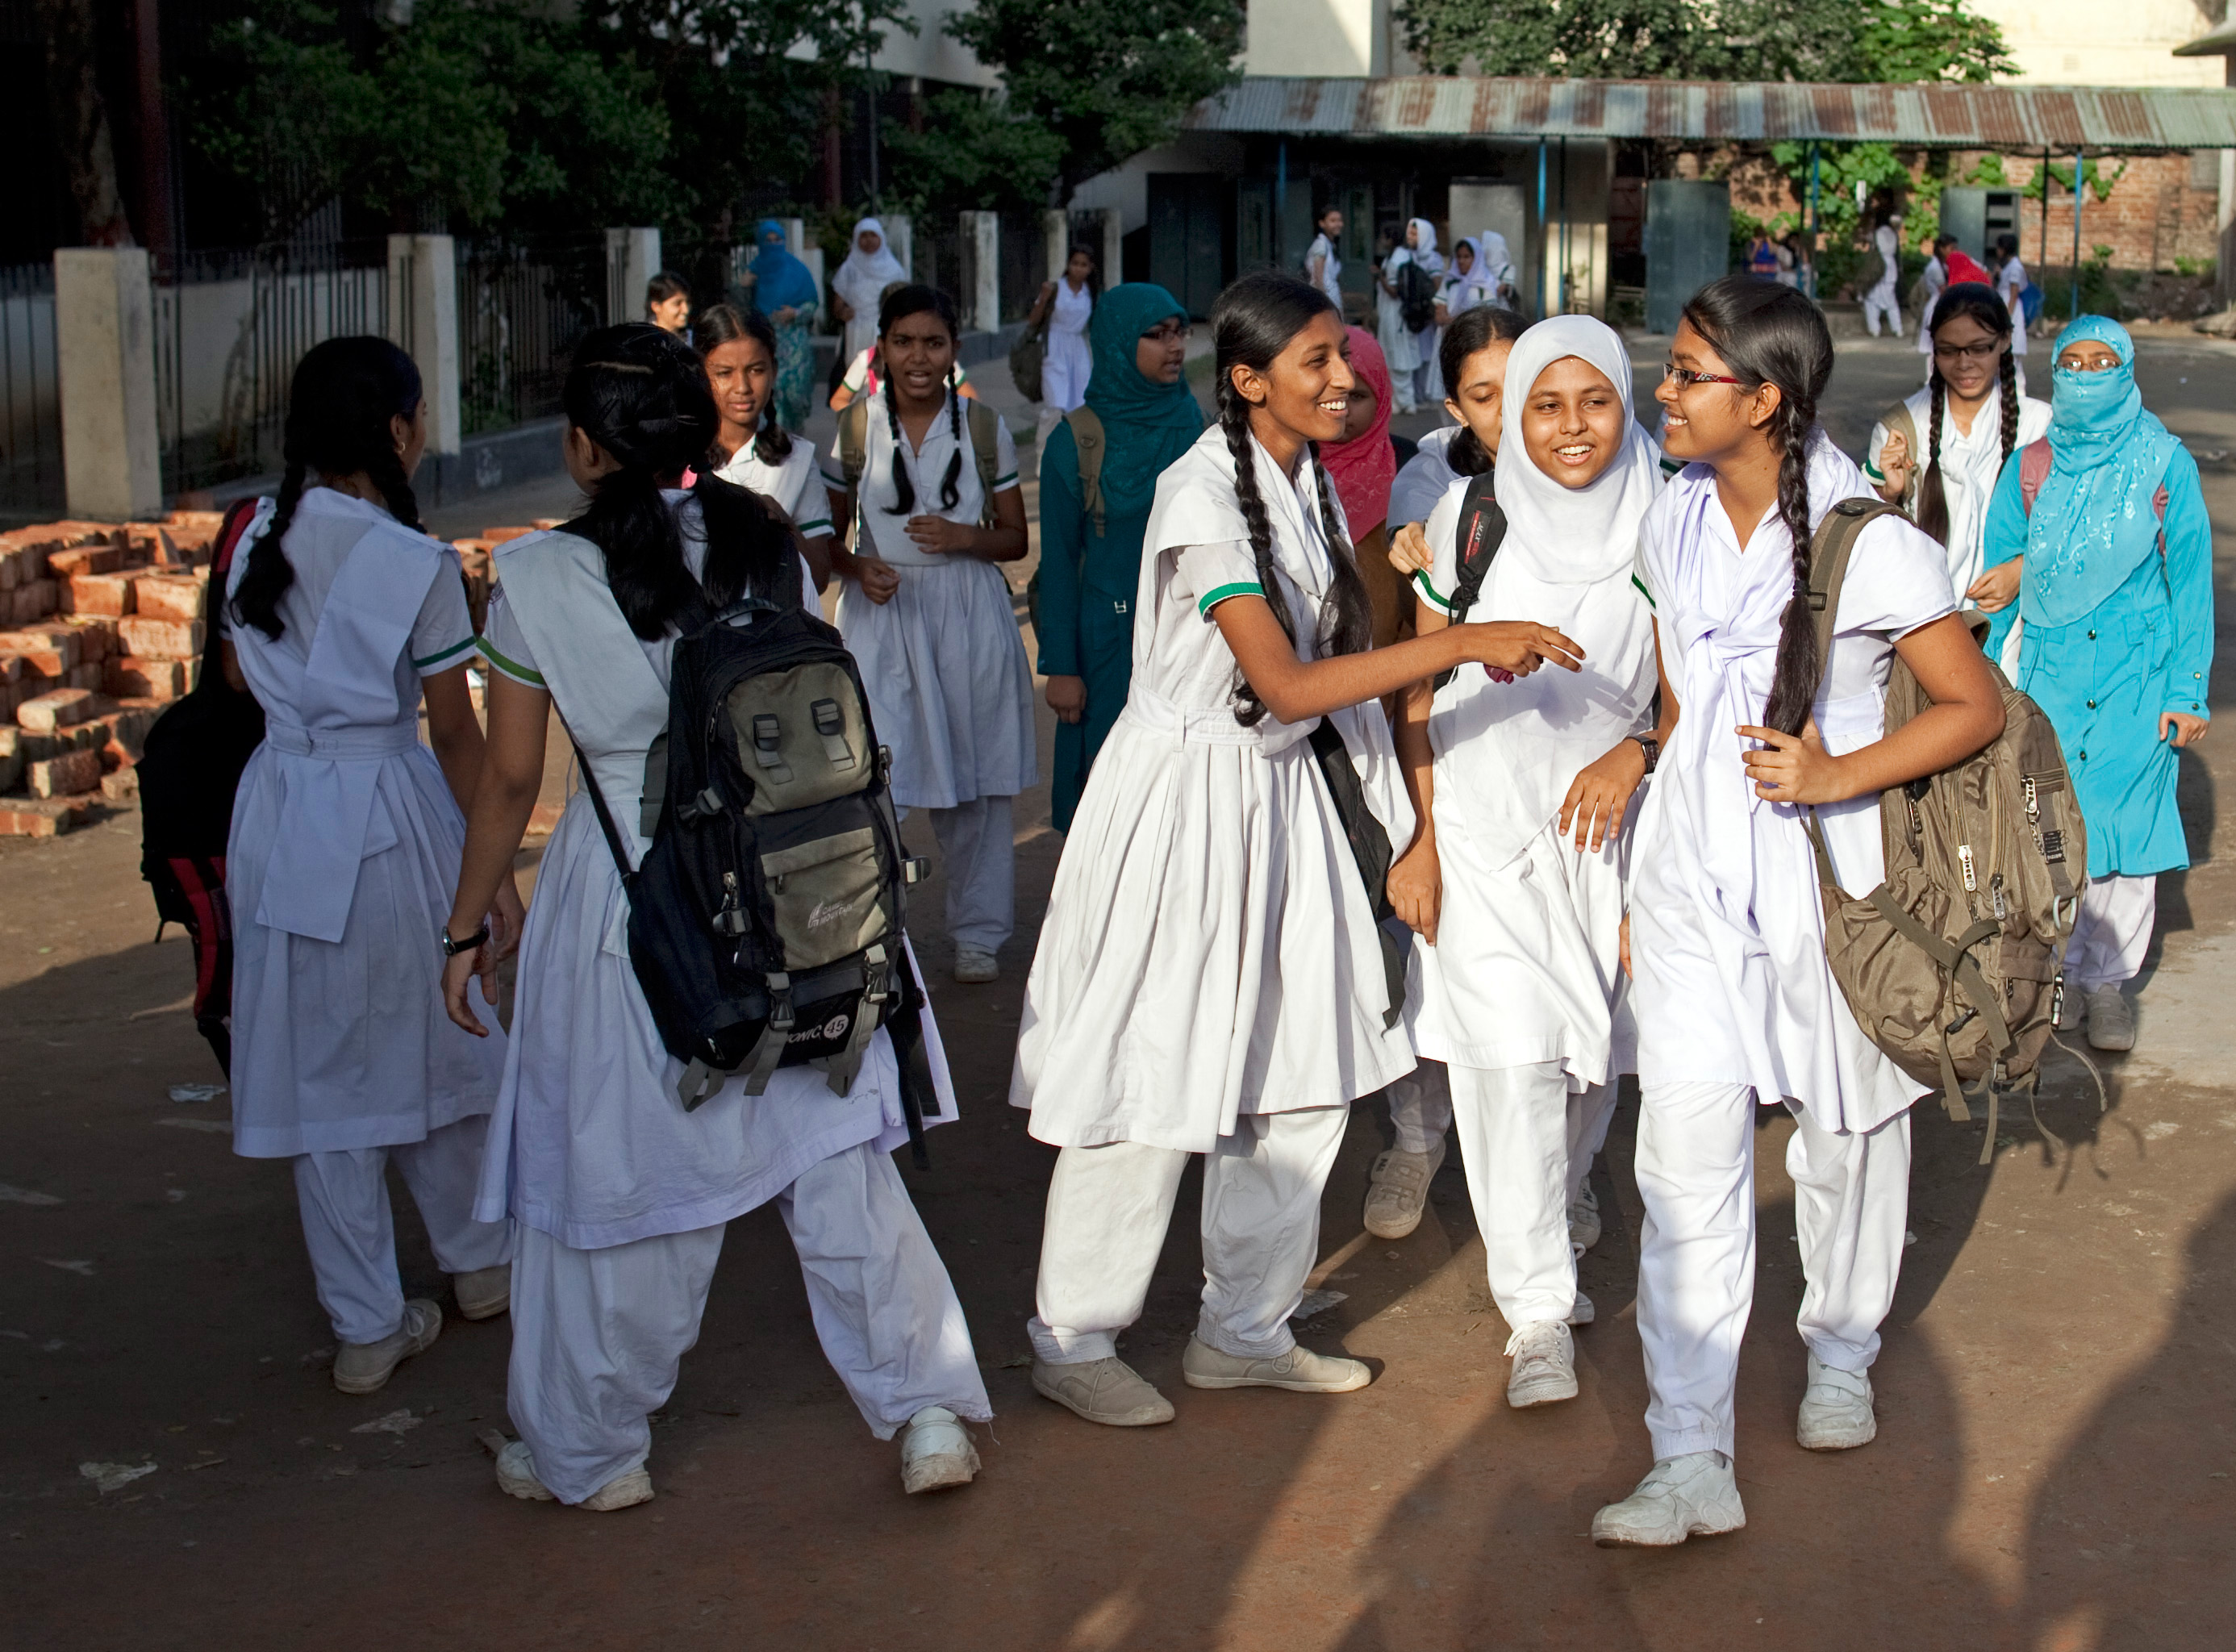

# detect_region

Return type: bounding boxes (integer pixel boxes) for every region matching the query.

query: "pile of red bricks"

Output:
[0,512,224,836]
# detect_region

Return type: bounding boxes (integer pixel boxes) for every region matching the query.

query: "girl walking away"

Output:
[743,219,820,432]
[1028,244,1099,447]
[1404,219,1449,406]
[223,336,515,1395]
[1012,271,1583,1430]
[830,217,907,368]
[1037,283,1202,832]
[823,285,1035,983]
[1863,283,2050,608]
[697,302,836,586]
[1975,316,2213,1053]
[1598,278,2005,1546]
[1391,316,1662,1411]
[447,324,989,1510]
[1320,325,1405,647]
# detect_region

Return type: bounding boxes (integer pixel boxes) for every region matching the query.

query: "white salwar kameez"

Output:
[474,503,987,1504]
[1863,226,1904,338]
[223,489,511,1344]
[1626,435,1953,1462]
[1863,385,2051,600]
[830,218,908,368]
[824,396,1035,953]
[1013,423,1416,1362]
[712,437,835,540]
[1378,252,1422,412]
[1041,277,1094,412]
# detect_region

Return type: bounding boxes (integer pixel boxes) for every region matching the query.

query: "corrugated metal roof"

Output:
[1183,77,2236,151]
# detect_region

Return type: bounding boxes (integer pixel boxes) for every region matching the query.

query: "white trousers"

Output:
[1388,1056,1614,1208]
[507,1141,991,1504]
[1030,1105,1350,1366]
[1450,1061,1586,1329]
[293,1115,512,1345]
[1633,1082,1911,1462]
[928,795,1015,953]
[2064,873,2156,992]
[1862,284,1902,336]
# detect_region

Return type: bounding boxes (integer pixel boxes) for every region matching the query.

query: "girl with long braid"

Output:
[698,302,836,586]
[822,285,1034,984]
[1012,272,1583,1430]
[1863,282,2049,611]
[222,336,516,1397]
[1597,278,2005,1545]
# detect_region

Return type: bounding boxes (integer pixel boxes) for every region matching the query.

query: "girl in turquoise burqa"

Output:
[744,219,821,432]
[1036,282,1205,830]
[1976,315,2213,1053]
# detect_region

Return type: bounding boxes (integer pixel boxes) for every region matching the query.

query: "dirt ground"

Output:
[4,334,2234,1651]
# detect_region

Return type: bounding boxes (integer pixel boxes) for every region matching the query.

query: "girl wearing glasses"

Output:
[1597,277,2005,1546]
[1863,283,2050,611]
[1972,315,2213,1054]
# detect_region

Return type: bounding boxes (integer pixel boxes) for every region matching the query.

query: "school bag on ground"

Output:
[571,594,944,1163]
[137,496,268,1075]
[1800,499,2088,1162]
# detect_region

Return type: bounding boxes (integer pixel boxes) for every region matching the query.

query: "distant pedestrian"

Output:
[1861,214,1903,337]
[645,272,690,336]
[828,216,907,367]
[1028,244,1098,446]
[1991,232,2035,357]
[742,219,820,431]
[1306,203,1345,314]
[1375,223,1421,415]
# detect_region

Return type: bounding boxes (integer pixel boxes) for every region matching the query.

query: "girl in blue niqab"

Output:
[745,219,821,432]
[1975,315,2213,1051]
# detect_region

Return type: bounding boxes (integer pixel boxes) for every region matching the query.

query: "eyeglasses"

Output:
[1932,339,2004,361]
[2056,354,2121,373]
[1141,321,1187,344]
[1662,364,1746,389]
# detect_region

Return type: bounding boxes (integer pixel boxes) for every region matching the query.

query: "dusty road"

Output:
[3,334,2233,1650]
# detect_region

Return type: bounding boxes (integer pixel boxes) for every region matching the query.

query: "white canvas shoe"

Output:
[1363,1141,1445,1240]
[1180,1337,1371,1393]
[1591,1452,1746,1547]
[1796,1353,1877,1450]
[1504,1320,1579,1409]
[953,947,999,984]
[1566,1290,1595,1327]
[899,1406,981,1494]
[452,1263,511,1321]
[332,1299,441,1395]
[1031,1356,1175,1426]
[494,1440,653,1511]
[2085,986,2134,1053]
[1568,1183,1603,1254]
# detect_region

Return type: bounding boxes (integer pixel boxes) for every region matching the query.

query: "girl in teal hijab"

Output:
[1037,283,1204,830]
[1976,315,2213,1050]
[745,219,821,431]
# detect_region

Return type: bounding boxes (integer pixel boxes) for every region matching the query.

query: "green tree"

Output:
[881,90,1065,217]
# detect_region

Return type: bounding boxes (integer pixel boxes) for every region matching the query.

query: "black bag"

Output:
[137,497,267,1075]
[1397,260,1439,332]
[1431,470,1508,689]
[574,599,942,1163]
[1308,720,1405,1029]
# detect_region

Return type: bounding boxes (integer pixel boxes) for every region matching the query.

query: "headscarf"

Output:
[1439,240,1496,315]
[1408,219,1445,277]
[1320,326,1396,535]
[1495,315,1662,585]
[2021,315,2180,629]
[1477,232,1516,292]
[831,218,907,316]
[1077,282,1204,524]
[749,219,819,317]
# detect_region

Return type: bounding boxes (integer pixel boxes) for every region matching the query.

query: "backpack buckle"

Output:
[810,697,856,770]
[903,857,930,886]
[749,713,794,783]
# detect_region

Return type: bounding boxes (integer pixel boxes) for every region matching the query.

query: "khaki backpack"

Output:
[835,394,1003,529]
[1802,498,2090,1162]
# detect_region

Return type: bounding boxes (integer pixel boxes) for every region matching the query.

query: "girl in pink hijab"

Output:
[1322,326,1405,645]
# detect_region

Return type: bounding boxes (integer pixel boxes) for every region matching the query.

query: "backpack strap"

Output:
[1805,497,1907,699]
[836,398,870,499]
[1065,407,1108,536]
[1445,473,1507,624]
[966,398,1003,528]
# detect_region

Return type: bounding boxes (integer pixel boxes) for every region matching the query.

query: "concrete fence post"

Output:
[960,211,999,334]
[53,246,164,519]
[605,227,661,325]
[883,215,913,285]
[1044,209,1070,284]
[1097,208,1124,290]
[386,233,462,457]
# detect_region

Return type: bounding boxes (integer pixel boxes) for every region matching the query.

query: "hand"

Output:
[490,877,528,964]
[1965,558,2021,613]
[1387,520,1433,576]
[1455,620,1585,678]
[1558,738,1649,852]
[842,551,900,604]
[2162,711,2209,748]
[1388,834,1442,944]
[905,515,974,557]
[773,306,797,325]
[1045,674,1087,724]
[1875,432,1912,503]
[1737,722,1850,805]
[1619,912,1633,978]
[442,943,493,1037]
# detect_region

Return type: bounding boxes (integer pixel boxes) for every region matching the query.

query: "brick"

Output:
[99,767,138,803]
[0,628,79,678]
[10,580,56,623]
[0,654,19,686]
[90,703,157,766]
[108,657,185,700]
[66,661,102,691]
[65,574,133,617]
[27,748,101,797]
[131,576,204,623]
[60,616,116,663]
[117,616,204,659]
[48,545,124,578]
[0,797,94,836]
[17,687,97,733]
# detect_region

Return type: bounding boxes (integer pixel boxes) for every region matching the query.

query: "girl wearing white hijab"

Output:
[1434,238,1497,324]
[830,218,908,365]
[1406,218,1447,406]
[1392,316,1660,1412]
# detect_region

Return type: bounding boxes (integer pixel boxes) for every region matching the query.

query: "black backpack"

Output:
[1431,470,1508,689]
[574,599,942,1164]
[1398,260,1439,332]
[138,497,267,1074]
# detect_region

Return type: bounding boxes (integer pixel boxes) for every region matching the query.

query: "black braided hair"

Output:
[874,284,965,515]
[1209,270,1378,727]
[231,336,423,640]
[1438,305,1526,478]
[1680,277,1834,738]
[1916,282,2017,548]
[692,302,791,466]
[562,323,794,639]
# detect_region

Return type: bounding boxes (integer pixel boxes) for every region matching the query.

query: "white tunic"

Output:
[1389,425,1462,530]
[1863,386,2050,600]
[472,501,958,1248]
[223,488,505,1158]
[711,437,834,539]
[1378,250,1422,376]
[821,394,1037,810]
[1010,423,1416,1153]
[1629,436,1952,1135]
[1307,232,1344,313]
[1041,278,1094,412]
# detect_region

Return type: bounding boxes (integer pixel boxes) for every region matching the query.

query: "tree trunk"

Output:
[38,0,135,246]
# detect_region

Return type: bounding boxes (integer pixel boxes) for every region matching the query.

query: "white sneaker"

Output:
[1504,1320,1579,1409]
[332,1299,441,1395]
[1180,1337,1372,1393]
[1568,1183,1603,1254]
[1566,1290,1595,1327]
[1591,1452,1746,1547]
[1796,1353,1877,1450]
[953,947,999,984]
[494,1439,653,1511]
[452,1263,511,1321]
[1363,1141,1445,1240]
[899,1405,980,1494]
[1031,1356,1175,1427]
[2085,986,2134,1053]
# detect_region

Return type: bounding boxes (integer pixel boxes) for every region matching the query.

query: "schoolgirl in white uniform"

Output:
[695,302,836,586]
[823,285,1036,985]
[223,336,515,1396]
[444,324,989,1510]
[1012,271,1583,1431]
[1029,245,1098,444]
[1392,316,1660,1409]
[1596,278,2005,1546]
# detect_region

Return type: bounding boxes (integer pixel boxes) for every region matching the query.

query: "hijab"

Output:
[749,219,819,317]
[1320,326,1396,535]
[832,218,907,315]
[1494,315,1662,586]
[2022,315,2180,628]
[1407,219,1445,277]
[1439,239,1496,314]
[1477,232,1516,290]
[1078,282,1204,524]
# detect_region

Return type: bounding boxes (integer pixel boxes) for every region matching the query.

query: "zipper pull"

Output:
[1958,842,1977,892]
[714,870,750,937]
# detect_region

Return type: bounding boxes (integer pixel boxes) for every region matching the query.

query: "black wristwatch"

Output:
[440,922,490,957]
[1629,734,1661,775]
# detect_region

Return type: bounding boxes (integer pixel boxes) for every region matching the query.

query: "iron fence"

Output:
[0,261,62,520]
[455,232,607,436]
[912,216,966,314]
[998,208,1044,324]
